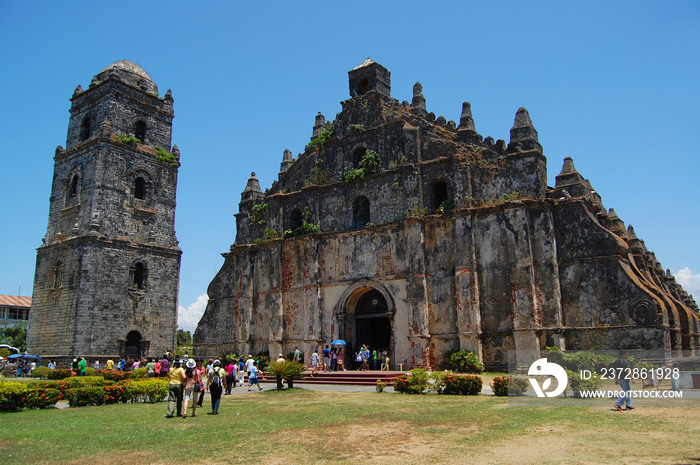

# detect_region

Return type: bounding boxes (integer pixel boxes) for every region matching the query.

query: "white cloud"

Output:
[178,294,209,333]
[675,267,700,299]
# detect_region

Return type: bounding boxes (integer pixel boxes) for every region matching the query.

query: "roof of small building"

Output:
[0,295,31,308]
[93,59,159,95]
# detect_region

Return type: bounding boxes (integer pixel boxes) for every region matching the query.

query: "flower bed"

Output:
[0,377,169,411]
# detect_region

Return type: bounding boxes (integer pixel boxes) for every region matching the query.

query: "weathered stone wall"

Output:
[194,59,699,369]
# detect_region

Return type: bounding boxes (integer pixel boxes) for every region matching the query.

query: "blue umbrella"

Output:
[7,354,23,359]
[331,339,347,345]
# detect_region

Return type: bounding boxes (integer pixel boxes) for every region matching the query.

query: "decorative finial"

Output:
[507,107,542,153]
[458,102,476,131]
[411,82,426,112]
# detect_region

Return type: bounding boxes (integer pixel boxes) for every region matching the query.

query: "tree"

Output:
[264,360,306,390]
[0,321,27,352]
[176,329,191,347]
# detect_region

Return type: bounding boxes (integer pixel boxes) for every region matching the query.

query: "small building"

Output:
[0,295,31,331]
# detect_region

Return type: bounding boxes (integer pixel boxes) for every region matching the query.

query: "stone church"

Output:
[27,61,182,365]
[194,59,699,369]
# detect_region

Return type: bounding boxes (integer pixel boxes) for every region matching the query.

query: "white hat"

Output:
[186,359,196,369]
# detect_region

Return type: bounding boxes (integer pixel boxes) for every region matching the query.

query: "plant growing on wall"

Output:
[306,122,334,151]
[343,150,382,183]
[115,134,141,146]
[155,146,180,167]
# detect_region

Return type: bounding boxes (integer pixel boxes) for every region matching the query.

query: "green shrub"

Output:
[131,367,147,380]
[393,369,431,394]
[104,384,130,404]
[97,370,132,382]
[0,382,27,412]
[565,369,602,398]
[24,386,60,409]
[126,379,169,403]
[491,376,529,396]
[32,366,51,379]
[47,369,72,380]
[441,350,484,374]
[393,374,410,393]
[66,386,106,407]
[430,371,448,393]
[376,380,387,393]
[443,374,483,395]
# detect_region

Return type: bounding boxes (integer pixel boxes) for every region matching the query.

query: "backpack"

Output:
[210,368,222,388]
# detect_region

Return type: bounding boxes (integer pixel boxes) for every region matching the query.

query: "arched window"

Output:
[357,78,370,96]
[354,196,370,228]
[132,261,147,289]
[134,177,146,200]
[80,116,91,142]
[69,174,80,198]
[353,147,367,168]
[290,208,303,231]
[433,179,448,211]
[134,120,146,143]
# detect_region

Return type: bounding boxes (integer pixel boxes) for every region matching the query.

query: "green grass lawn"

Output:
[2,388,699,464]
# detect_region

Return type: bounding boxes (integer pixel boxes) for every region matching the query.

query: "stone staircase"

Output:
[290,369,404,386]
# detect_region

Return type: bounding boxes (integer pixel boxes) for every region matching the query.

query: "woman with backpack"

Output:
[207,359,226,415]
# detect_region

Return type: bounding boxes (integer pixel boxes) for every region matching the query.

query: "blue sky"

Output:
[1,1,698,332]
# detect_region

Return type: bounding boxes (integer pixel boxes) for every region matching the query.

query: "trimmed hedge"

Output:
[0,377,169,411]
[443,374,483,395]
[394,371,483,396]
[491,376,529,396]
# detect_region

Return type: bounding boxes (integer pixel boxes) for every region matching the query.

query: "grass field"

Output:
[2,388,699,464]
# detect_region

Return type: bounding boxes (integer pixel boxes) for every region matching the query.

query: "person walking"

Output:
[237,357,246,387]
[182,359,197,418]
[613,350,634,411]
[311,349,319,377]
[248,362,263,391]
[323,345,331,372]
[195,358,206,408]
[224,359,235,395]
[207,360,226,414]
[166,359,186,418]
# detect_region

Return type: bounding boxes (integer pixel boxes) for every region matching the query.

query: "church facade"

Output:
[27,61,182,365]
[194,59,699,369]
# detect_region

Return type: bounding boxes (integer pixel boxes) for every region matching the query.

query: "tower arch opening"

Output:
[125,330,142,359]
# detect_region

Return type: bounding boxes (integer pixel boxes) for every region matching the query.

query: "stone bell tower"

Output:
[27,60,182,365]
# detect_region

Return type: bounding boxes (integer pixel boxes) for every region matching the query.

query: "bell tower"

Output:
[27,60,182,365]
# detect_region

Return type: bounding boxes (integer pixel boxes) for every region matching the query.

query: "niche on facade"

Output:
[353,196,371,228]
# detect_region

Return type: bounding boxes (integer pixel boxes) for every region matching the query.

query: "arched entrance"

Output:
[354,289,391,351]
[337,282,394,368]
[125,330,142,359]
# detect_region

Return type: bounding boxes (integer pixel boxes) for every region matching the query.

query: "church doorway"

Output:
[353,289,391,352]
[125,330,142,359]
